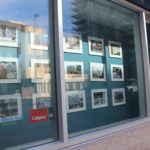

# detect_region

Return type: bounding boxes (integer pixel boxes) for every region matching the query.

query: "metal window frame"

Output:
[27,0,150,150]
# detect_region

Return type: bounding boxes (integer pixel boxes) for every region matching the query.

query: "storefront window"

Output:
[0,0,58,149]
[62,0,146,137]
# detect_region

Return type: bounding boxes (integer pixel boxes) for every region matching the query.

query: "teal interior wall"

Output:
[65,24,140,134]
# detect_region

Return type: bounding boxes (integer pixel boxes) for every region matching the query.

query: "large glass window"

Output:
[0,0,58,149]
[62,0,146,137]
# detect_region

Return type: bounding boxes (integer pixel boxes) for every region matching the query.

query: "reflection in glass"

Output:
[63,0,146,137]
[0,0,58,149]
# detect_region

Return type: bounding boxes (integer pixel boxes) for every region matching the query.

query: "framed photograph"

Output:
[88,36,104,56]
[90,62,106,81]
[63,33,82,53]
[30,32,48,50]
[64,61,84,82]
[109,41,122,58]
[31,59,50,83]
[0,94,22,122]
[91,89,108,109]
[0,24,18,47]
[111,64,124,81]
[0,57,20,83]
[32,93,51,109]
[66,90,86,113]
[112,88,126,106]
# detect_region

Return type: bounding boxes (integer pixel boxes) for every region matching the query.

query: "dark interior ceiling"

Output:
[127,0,150,11]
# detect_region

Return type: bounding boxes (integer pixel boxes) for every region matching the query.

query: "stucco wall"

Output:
[65,123,150,150]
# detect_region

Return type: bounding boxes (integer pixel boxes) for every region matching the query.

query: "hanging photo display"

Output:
[90,62,106,81]
[0,57,20,83]
[64,61,84,82]
[112,88,126,106]
[0,24,18,47]
[32,93,51,109]
[31,59,50,83]
[88,36,104,56]
[66,90,86,113]
[0,94,22,122]
[63,37,126,112]
[64,33,82,53]
[0,25,16,41]
[30,32,48,50]
[111,64,124,81]
[91,89,108,109]
[109,41,122,58]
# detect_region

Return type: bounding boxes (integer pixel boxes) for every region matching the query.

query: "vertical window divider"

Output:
[53,0,69,144]
[139,12,150,117]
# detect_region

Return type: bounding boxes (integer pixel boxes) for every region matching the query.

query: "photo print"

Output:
[35,64,49,79]
[64,33,82,53]
[31,59,50,83]
[32,93,51,109]
[90,62,106,81]
[66,90,86,113]
[112,88,126,106]
[88,36,104,56]
[0,94,22,122]
[109,41,122,58]
[0,24,18,47]
[0,57,20,83]
[30,32,48,50]
[91,89,108,109]
[111,64,124,81]
[65,61,84,82]
[0,25,16,41]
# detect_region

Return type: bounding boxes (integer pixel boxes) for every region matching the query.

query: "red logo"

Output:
[30,108,49,123]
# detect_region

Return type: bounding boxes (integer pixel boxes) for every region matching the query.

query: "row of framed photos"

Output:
[0,57,50,83]
[0,88,126,120]
[65,61,124,82]
[0,93,51,122]
[64,34,122,58]
[66,88,126,113]
[0,24,49,50]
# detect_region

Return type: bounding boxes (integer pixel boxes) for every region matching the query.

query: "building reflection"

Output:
[0,19,51,108]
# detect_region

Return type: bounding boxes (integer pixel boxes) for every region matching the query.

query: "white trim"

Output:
[91,89,108,109]
[54,0,68,143]
[66,90,86,113]
[32,93,51,109]
[111,64,124,81]
[90,62,106,81]
[64,61,84,82]
[0,93,22,123]
[88,36,104,56]
[109,41,122,58]
[63,33,82,54]
[0,57,20,83]
[30,32,48,50]
[31,59,50,83]
[112,88,126,106]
